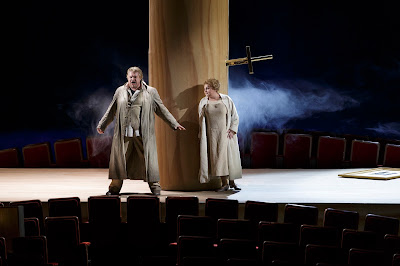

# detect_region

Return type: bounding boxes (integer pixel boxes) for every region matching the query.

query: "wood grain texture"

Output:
[149,0,229,190]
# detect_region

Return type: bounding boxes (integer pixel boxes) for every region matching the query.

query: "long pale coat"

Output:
[98,81,179,182]
[198,93,242,183]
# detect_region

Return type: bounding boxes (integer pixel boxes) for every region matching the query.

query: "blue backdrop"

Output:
[2,1,399,154]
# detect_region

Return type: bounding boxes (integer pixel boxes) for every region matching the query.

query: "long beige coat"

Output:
[98,81,179,182]
[198,93,242,183]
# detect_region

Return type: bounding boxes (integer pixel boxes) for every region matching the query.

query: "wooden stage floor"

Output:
[1,168,399,227]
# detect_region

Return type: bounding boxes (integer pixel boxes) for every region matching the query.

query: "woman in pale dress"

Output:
[198,78,242,191]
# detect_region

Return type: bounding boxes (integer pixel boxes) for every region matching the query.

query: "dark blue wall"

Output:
[2,1,399,154]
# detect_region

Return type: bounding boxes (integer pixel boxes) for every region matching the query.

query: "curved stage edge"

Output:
[0,168,399,229]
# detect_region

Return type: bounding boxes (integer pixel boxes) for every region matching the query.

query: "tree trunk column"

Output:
[149,0,229,190]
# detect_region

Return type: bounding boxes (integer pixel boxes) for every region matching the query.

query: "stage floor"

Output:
[1,168,399,227]
[0,168,399,204]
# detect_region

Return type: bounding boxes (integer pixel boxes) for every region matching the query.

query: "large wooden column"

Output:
[149,0,229,190]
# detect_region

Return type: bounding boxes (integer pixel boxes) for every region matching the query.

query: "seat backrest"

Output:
[86,135,112,168]
[250,131,279,168]
[205,198,238,220]
[348,248,385,266]
[262,240,299,265]
[127,196,161,246]
[0,148,20,167]
[217,219,252,241]
[177,215,215,239]
[305,244,346,265]
[244,200,278,223]
[10,200,44,231]
[393,253,400,266]
[284,204,318,226]
[317,136,346,168]
[0,237,6,264]
[88,196,121,224]
[323,208,359,230]
[22,142,53,167]
[283,133,312,168]
[54,138,85,167]
[341,229,379,250]
[383,234,400,256]
[48,197,82,222]
[258,221,300,245]
[45,216,80,263]
[24,218,40,236]
[219,238,257,261]
[364,213,399,236]
[177,236,215,266]
[11,236,49,266]
[165,196,199,242]
[299,225,341,247]
[350,140,380,168]
[383,144,400,167]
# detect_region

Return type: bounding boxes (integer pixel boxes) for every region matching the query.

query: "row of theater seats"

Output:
[248,131,400,169]
[1,197,399,266]
[1,130,399,169]
[0,136,112,168]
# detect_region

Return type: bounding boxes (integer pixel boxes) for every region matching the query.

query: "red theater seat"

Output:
[284,204,318,226]
[348,248,385,266]
[45,216,89,266]
[9,236,53,266]
[166,196,199,243]
[250,131,279,168]
[0,237,6,266]
[217,219,253,241]
[177,215,215,239]
[323,208,359,231]
[126,196,161,248]
[383,144,400,168]
[283,133,312,168]
[205,198,239,221]
[24,217,40,236]
[299,225,341,248]
[54,138,88,167]
[48,197,82,223]
[350,140,380,168]
[10,199,44,233]
[364,214,399,236]
[0,148,20,167]
[86,135,112,168]
[317,136,346,168]
[22,142,53,167]
[262,241,300,265]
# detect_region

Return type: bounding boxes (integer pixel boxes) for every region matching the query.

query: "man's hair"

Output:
[126,66,143,79]
[204,78,220,91]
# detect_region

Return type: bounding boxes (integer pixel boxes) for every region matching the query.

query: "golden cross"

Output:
[225,46,273,74]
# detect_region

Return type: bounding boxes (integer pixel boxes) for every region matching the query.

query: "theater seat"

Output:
[48,197,82,223]
[317,136,346,168]
[45,216,89,266]
[383,144,400,168]
[348,248,385,266]
[165,196,199,243]
[0,148,20,167]
[8,236,54,266]
[54,138,88,167]
[323,208,359,231]
[250,131,279,168]
[350,140,380,168]
[22,142,54,168]
[283,133,312,168]
[86,135,112,168]
[10,199,44,233]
